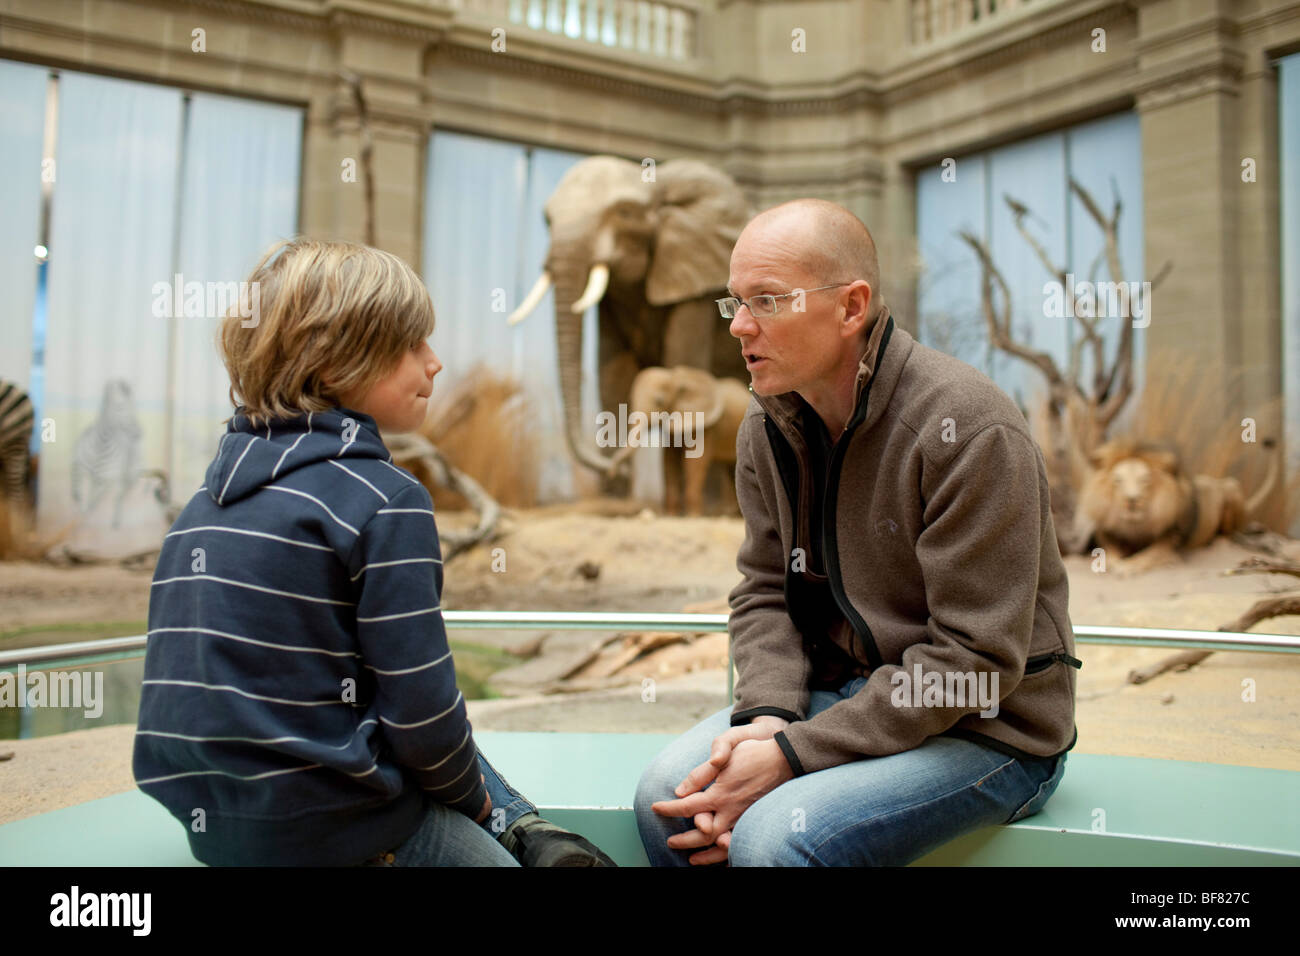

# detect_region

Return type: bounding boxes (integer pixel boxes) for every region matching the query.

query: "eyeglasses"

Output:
[716,283,853,319]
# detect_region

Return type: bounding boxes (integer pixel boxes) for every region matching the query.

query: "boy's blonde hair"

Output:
[217,238,435,428]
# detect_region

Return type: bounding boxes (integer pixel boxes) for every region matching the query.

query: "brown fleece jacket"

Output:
[728,310,1080,776]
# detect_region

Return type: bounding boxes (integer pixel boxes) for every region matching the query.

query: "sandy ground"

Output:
[2,509,1298,825]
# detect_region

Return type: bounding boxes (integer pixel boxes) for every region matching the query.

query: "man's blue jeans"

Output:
[635,677,1067,866]
[367,750,536,866]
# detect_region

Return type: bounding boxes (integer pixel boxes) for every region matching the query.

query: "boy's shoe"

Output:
[500,813,617,867]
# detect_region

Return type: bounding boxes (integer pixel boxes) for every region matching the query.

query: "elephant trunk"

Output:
[606,436,637,478]
[552,266,617,475]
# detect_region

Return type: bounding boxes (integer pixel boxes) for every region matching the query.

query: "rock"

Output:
[487,631,618,695]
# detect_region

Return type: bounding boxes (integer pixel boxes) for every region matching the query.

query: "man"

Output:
[634,199,1080,866]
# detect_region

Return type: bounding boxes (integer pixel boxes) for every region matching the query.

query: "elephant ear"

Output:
[672,366,726,428]
[646,161,753,307]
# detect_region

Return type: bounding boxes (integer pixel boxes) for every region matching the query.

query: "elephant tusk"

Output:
[508,271,553,325]
[570,263,610,313]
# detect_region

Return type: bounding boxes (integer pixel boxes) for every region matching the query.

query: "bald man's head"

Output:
[739,199,885,320]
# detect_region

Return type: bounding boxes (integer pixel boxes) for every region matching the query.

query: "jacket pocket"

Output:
[1024,652,1083,676]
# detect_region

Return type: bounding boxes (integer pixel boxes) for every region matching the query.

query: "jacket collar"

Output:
[751,306,904,441]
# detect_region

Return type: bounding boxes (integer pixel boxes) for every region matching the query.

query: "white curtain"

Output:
[171,91,302,496]
[35,72,302,554]
[424,131,589,502]
[916,112,1145,415]
[915,151,991,371]
[39,72,183,551]
[0,60,48,390]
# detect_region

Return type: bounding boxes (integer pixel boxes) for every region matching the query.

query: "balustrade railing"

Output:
[909,0,1035,45]
[452,0,698,61]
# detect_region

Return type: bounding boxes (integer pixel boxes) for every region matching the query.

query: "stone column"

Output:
[877,159,919,338]
[1133,0,1245,408]
[1134,0,1286,524]
[300,18,434,269]
[1235,51,1286,527]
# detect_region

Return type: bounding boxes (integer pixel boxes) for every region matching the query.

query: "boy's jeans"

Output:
[365,750,537,866]
[635,677,1068,866]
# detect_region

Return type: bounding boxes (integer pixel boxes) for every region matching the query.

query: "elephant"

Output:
[607,365,753,516]
[507,155,753,482]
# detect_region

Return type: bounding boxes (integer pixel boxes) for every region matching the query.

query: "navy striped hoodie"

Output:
[132,405,488,866]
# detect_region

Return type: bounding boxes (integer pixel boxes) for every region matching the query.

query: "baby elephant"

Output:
[610,366,752,516]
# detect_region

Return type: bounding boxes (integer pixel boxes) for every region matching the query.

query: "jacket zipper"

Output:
[1024,652,1083,675]
[765,317,895,672]
[819,318,894,670]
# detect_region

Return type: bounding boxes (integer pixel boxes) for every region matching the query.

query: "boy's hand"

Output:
[474,774,492,824]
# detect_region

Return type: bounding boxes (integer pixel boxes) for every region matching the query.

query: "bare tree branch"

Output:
[384,432,500,560]
[1127,589,1300,684]
[1222,595,1300,630]
[1149,259,1174,290]
[1223,557,1300,579]
[1066,177,1134,427]
[957,231,1067,389]
[955,176,1175,542]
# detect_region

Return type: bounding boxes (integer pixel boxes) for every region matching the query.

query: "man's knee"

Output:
[728,792,899,867]
[634,710,731,815]
[634,742,701,816]
[634,760,676,816]
[728,796,823,866]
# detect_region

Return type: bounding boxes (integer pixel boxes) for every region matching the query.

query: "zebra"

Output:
[71,378,141,530]
[0,380,36,511]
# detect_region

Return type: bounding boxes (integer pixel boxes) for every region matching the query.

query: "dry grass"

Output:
[0,500,18,560]
[0,501,60,562]
[417,365,540,510]
[1119,354,1292,530]
[0,451,71,563]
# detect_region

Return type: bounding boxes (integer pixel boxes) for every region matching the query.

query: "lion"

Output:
[1070,437,1279,576]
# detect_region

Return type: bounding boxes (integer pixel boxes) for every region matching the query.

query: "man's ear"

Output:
[842,280,873,337]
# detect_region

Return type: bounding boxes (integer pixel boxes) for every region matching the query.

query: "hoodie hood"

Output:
[205,406,391,506]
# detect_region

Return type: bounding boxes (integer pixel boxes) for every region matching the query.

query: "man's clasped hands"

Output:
[650,714,795,865]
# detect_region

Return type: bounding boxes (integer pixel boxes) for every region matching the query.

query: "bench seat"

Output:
[1,732,1296,866]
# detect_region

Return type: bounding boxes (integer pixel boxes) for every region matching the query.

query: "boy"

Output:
[133,238,614,866]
